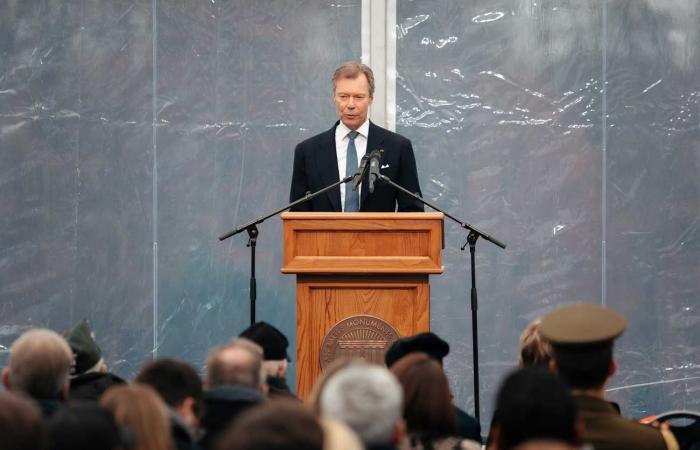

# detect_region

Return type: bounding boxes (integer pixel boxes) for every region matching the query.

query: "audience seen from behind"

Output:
[216,399,324,450]
[63,319,125,401]
[390,352,480,450]
[0,391,48,450]
[48,401,127,450]
[2,328,73,418]
[199,338,266,450]
[517,317,553,368]
[385,332,481,443]
[136,358,204,450]
[101,383,174,450]
[2,309,698,450]
[488,366,584,450]
[239,321,297,399]
[320,362,405,450]
[539,304,680,450]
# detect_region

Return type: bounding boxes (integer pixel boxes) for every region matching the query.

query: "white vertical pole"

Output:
[361,0,396,131]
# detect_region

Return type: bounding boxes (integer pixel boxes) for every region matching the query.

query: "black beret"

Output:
[239,321,290,361]
[384,332,449,368]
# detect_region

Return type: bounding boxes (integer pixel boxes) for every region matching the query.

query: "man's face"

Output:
[334,75,373,130]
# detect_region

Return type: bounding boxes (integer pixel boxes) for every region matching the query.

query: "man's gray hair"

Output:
[320,362,402,446]
[6,328,73,400]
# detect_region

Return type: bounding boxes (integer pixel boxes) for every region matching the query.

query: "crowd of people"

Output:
[0,304,697,450]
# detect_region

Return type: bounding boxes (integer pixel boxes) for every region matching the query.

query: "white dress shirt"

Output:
[335,120,369,211]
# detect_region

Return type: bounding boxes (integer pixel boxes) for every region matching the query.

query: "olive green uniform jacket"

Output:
[575,395,678,450]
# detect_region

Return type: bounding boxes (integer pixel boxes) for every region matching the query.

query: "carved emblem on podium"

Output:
[320,315,401,369]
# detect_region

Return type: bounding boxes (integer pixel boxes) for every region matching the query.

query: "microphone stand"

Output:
[376,173,506,424]
[218,164,370,326]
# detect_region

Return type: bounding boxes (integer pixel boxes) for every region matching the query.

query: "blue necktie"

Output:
[344,131,360,212]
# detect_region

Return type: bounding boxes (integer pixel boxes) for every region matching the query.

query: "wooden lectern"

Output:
[281,212,444,398]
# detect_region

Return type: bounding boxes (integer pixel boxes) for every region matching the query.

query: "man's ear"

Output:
[176,397,199,428]
[609,358,617,378]
[549,358,559,375]
[2,368,11,390]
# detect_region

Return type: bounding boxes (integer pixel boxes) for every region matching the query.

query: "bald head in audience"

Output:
[2,329,73,403]
[205,338,267,392]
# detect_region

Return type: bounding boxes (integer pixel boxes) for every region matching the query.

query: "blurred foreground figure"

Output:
[385,332,481,442]
[199,338,266,450]
[216,399,323,450]
[0,391,48,450]
[63,319,125,401]
[239,321,296,399]
[540,304,678,450]
[2,328,73,417]
[101,384,174,450]
[320,362,405,450]
[390,353,480,450]
[137,358,203,450]
[489,367,584,450]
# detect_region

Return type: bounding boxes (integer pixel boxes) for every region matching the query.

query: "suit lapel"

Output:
[361,121,387,206]
[317,123,341,212]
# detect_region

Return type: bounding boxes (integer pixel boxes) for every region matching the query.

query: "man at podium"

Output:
[289,61,424,213]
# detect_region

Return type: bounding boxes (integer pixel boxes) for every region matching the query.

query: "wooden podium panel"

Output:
[281,212,443,399]
[282,212,443,274]
[295,274,429,398]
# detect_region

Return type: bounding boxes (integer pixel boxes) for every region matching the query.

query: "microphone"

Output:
[368,149,383,194]
[352,153,371,191]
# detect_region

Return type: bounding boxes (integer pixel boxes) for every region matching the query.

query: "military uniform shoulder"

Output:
[575,396,676,450]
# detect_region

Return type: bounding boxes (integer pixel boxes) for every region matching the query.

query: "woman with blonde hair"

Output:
[101,383,174,450]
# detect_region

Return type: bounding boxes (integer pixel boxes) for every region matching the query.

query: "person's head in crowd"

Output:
[216,399,323,450]
[101,384,173,450]
[239,322,290,380]
[2,328,73,403]
[307,357,355,416]
[518,318,553,367]
[135,357,203,429]
[48,402,127,450]
[320,362,404,449]
[320,418,365,450]
[63,319,107,376]
[332,61,374,131]
[0,391,48,450]
[489,367,581,450]
[539,304,626,393]
[205,338,266,393]
[384,332,449,368]
[390,352,457,440]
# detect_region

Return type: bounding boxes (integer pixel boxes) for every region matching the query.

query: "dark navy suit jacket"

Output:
[289,121,424,212]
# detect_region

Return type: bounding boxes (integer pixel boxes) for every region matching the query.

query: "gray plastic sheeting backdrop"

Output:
[1,0,699,426]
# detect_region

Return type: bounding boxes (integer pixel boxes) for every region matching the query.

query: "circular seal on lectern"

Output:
[320,315,401,370]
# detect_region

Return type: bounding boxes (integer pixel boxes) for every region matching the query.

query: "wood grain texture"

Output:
[281,212,444,274]
[281,213,443,398]
[295,275,430,398]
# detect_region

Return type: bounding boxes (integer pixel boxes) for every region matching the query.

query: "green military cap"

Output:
[539,304,626,346]
[64,319,103,375]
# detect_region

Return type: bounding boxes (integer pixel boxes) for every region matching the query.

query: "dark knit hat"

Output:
[239,322,290,361]
[64,320,102,375]
[384,332,450,368]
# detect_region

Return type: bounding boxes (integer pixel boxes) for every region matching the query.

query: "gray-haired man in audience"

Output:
[2,328,73,418]
[320,362,405,450]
